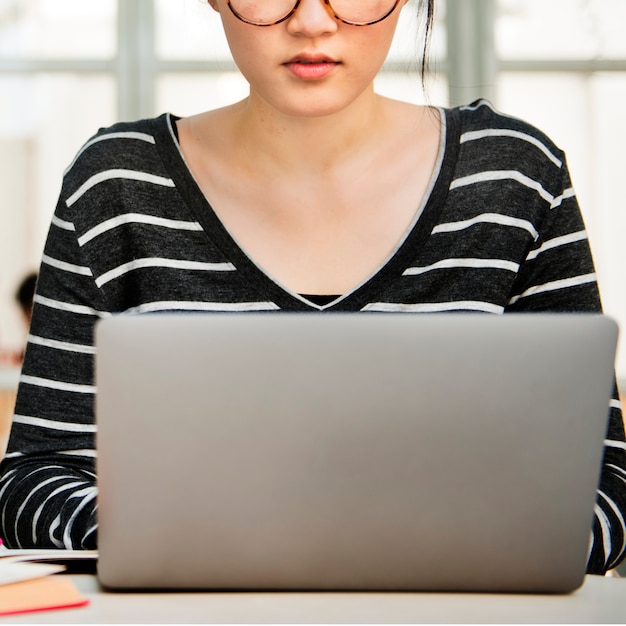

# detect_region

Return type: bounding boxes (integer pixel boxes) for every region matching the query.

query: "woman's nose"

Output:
[286,0,339,36]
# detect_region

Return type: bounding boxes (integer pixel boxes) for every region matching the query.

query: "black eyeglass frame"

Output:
[226,0,403,27]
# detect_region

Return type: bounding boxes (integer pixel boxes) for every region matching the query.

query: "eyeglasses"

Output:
[226,0,403,27]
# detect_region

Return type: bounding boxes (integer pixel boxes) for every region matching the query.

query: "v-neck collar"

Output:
[152,108,460,312]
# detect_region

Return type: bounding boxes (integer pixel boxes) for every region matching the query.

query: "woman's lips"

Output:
[284,55,339,80]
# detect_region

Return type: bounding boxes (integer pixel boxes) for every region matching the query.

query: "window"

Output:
[492,0,626,386]
[1,0,625,384]
[0,0,117,351]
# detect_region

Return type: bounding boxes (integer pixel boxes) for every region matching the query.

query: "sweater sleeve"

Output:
[506,156,626,574]
[0,190,104,549]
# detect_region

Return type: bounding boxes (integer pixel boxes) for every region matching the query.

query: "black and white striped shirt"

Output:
[0,100,624,574]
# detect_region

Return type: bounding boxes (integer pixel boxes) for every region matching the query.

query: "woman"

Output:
[0,0,624,574]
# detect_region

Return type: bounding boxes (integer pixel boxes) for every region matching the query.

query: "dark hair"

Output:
[418,0,435,84]
[15,272,37,316]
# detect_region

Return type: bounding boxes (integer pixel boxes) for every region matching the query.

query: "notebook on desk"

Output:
[94,313,618,593]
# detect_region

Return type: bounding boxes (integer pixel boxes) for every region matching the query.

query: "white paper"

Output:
[0,560,66,586]
[0,547,98,563]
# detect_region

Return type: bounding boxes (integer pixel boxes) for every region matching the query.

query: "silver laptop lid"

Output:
[95,313,618,592]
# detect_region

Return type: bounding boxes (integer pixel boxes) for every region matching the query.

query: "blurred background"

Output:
[0,0,625,392]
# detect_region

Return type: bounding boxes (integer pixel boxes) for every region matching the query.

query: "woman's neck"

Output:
[175,95,440,296]
[228,87,394,175]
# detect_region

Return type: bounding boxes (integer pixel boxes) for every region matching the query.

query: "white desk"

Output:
[3,575,626,623]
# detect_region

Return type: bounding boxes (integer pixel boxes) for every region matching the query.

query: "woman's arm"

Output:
[0,192,105,549]
[506,155,626,574]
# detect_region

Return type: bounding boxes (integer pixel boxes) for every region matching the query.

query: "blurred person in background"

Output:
[0,272,37,366]
[15,272,37,331]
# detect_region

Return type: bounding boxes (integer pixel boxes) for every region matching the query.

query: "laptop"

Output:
[94,313,618,593]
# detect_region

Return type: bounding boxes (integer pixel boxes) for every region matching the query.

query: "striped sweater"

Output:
[0,100,624,574]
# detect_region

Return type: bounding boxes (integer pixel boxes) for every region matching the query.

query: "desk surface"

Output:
[2,575,625,624]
